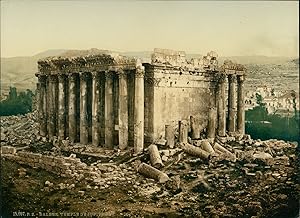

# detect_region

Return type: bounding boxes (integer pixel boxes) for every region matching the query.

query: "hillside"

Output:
[1,49,298,96]
[1,50,67,94]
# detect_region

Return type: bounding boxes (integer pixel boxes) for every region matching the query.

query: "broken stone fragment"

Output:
[214,143,231,154]
[161,155,168,162]
[78,190,85,196]
[213,143,236,162]
[243,134,251,140]
[154,138,167,146]
[180,143,210,160]
[137,163,169,183]
[148,144,164,169]
[69,153,76,158]
[45,181,53,187]
[200,140,215,154]
[159,149,170,157]
[253,152,273,165]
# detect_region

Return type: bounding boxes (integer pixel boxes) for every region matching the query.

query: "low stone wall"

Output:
[1,145,17,154]
[1,146,101,180]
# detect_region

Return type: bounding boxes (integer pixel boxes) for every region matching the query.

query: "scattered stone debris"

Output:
[1,113,299,217]
[0,112,40,146]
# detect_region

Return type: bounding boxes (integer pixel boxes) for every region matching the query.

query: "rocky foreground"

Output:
[1,113,300,218]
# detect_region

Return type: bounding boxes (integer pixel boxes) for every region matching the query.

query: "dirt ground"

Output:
[1,148,299,218]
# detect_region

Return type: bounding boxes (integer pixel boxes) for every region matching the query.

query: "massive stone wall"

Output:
[144,64,216,142]
[144,48,246,143]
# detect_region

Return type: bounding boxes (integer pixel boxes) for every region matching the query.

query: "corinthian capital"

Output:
[228,74,237,83]
[49,74,58,83]
[237,75,245,84]
[135,65,145,78]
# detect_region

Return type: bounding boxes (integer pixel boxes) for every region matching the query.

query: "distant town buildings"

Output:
[245,86,299,116]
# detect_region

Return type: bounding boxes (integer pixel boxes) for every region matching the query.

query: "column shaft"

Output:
[190,116,200,139]
[68,73,77,143]
[37,75,47,136]
[207,107,217,139]
[118,72,128,150]
[178,120,188,143]
[105,72,114,148]
[165,124,174,148]
[58,74,66,139]
[48,75,57,139]
[134,66,145,154]
[237,75,245,135]
[217,75,226,137]
[227,74,236,133]
[92,72,101,146]
[80,73,89,144]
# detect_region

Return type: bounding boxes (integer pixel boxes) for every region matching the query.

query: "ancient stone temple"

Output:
[35,48,246,153]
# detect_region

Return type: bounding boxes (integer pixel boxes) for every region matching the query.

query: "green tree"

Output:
[0,87,34,116]
[255,93,266,107]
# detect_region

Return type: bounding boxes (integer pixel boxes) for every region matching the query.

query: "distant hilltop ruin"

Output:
[35,48,246,153]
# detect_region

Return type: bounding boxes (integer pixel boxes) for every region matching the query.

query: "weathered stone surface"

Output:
[200,140,215,154]
[165,124,175,148]
[148,144,164,169]
[138,163,169,183]
[181,143,210,160]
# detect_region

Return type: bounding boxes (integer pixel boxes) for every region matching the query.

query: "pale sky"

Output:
[1,0,299,57]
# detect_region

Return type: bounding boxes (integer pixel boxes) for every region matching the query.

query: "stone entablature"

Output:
[221,60,246,74]
[38,50,140,75]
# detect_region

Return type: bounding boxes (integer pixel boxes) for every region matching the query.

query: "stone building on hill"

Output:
[35,48,246,153]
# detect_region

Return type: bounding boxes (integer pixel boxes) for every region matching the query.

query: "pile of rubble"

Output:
[129,136,298,217]
[0,112,41,146]
[135,134,298,183]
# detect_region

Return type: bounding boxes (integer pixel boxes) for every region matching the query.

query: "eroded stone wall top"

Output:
[37,48,141,75]
[151,48,219,71]
[37,48,246,75]
[151,48,246,74]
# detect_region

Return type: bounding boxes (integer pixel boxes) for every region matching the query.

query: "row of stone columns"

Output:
[37,68,145,153]
[216,74,245,137]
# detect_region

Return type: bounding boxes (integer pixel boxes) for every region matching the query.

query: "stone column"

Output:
[118,70,128,150]
[178,120,188,143]
[190,116,200,139]
[48,75,58,139]
[207,107,217,139]
[58,74,66,139]
[237,75,245,135]
[92,72,101,146]
[105,71,114,148]
[227,74,237,133]
[37,74,47,136]
[217,74,226,137]
[68,73,77,143]
[134,65,145,154]
[80,72,89,144]
[165,124,174,148]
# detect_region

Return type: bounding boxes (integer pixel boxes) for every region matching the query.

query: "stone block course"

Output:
[1,149,100,179]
